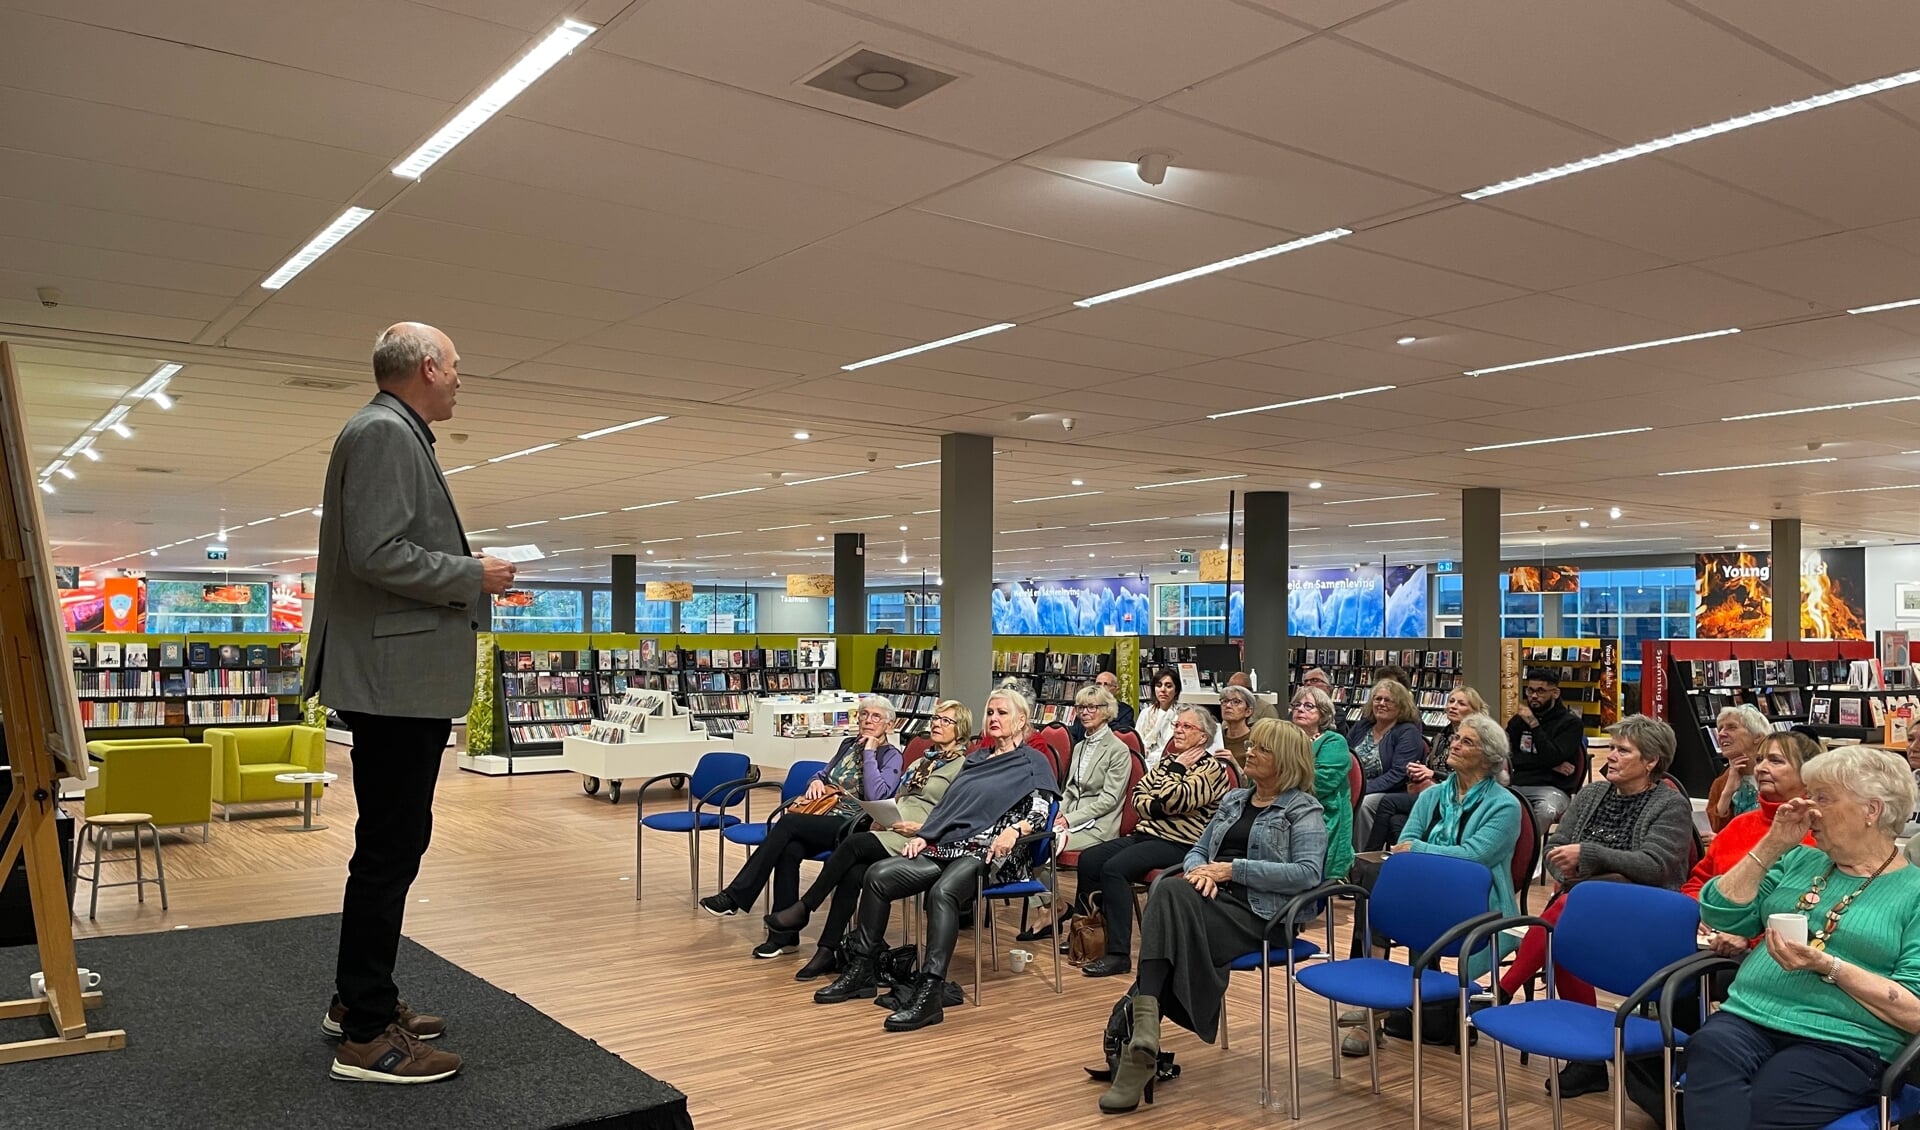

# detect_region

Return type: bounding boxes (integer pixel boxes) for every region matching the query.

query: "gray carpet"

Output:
[0,915,692,1130]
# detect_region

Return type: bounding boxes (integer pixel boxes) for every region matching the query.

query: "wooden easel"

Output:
[0,341,124,1064]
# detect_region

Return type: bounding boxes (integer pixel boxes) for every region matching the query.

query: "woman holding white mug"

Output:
[1686,745,1920,1130]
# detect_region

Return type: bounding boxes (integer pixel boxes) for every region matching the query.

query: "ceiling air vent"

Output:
[133,466,175,475]
[803,48,957,109]
[283,376,354,392]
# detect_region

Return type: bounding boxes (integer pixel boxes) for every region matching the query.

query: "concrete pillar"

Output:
[940,433,993,714]
[611,553,636,633]
[834,533,866,634]
[1462,488,1502,693]
[1242,491,1289,687]
[1772,518,1802,642]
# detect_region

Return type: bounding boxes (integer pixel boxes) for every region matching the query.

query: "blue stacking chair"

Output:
[1465,882,1702,1130]
[720,760,828,907]
[1292,854,1500,1130]
[973,801,1062,1003]
[633,751,753,901]
[1819,1029,1920,1130]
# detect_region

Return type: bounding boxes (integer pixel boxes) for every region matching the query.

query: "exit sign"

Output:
[1176,549,1194,564]
[206,546,228,561]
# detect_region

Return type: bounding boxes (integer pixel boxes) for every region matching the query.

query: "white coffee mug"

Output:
[28,968,101,998]
[1008,948,1032,973]
[1768,912,1808,947]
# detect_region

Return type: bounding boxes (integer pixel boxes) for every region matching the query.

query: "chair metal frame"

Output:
[718,760,828,912]
[631,752,754,901]
[973,800,1064,1004]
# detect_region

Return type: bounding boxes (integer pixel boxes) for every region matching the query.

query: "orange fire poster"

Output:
[1694,550,1866,640]
[100,575,143,633]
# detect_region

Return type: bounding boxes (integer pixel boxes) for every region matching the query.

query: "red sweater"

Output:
[1681,795,1814,899]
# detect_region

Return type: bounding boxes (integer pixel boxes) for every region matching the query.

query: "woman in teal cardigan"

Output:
[1340,711,1518,1053]
[1688,746,1920,1130]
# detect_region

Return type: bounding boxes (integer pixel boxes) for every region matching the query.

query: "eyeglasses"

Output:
[1172,721,1202,734]
[1075,703,1101,712]
[931,716,956,726]
[856,711,889,722]
[1290,701,1318,713]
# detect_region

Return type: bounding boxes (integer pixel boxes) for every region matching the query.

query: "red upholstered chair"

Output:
[1059,750,1147,869]
[1346,754,1364,822]
[1035,725,1072,784]
[1115,729,1143,759]
[902,735,933,773]
[1506,784,1542,914]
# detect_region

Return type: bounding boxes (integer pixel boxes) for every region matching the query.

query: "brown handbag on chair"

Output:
[784,787,845,818]
[1066,892,1108,967]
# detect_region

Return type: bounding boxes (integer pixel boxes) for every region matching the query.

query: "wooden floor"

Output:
[69,746,1640,1130]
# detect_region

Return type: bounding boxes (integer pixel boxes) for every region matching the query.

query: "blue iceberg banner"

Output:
[1384,564,1429,639]
[992,578,1153,636]
[1288,566,1384,636]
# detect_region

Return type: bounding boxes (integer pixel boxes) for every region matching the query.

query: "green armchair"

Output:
[85,740,215,840]
[205,726,327,818]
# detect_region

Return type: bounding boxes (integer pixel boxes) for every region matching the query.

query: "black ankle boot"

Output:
[812,951,877,1004]
[882,972,946,1032]
[794,946,838,982]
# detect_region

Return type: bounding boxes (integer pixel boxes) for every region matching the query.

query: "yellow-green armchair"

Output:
[205,726,327,819]
[85,740,215,840]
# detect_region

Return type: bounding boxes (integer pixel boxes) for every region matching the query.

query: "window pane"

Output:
[1503,616,1539,638]
[491,588,582,632]
[1503,591,1540,616]
[1436,574,1463,616]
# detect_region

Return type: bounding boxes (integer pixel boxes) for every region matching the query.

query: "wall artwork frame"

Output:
[1898,582,1920,619]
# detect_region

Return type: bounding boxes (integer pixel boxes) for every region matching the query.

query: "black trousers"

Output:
[1683,1011,1884,1130]
[1362,791,1422,852]
[796,831,891,950]
[335,711,451,1043]
[720,812,848,931]
[848,854,985,978]
[1075,833,1189,958]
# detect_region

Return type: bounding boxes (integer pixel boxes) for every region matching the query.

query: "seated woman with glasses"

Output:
[1286,686,1354,885]
[764,701,975,981]
[1361,686,1490,852]
[1349,679,1430,850]
[1217,685,1259,766]
[814,683,1059,1032]
[700,695,904,960]
[1078,705,1234,979]
[1019,684,1133,942]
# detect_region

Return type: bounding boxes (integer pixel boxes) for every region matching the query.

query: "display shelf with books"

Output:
[65,632,305,733]
[1288,641,1465,732]
[870,646,940,734]
[671,646,839,737]
[989,646,1114,724]
[495,646,597,759]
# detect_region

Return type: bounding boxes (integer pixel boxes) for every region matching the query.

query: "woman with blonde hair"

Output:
[1348,678,1429,847]
[767,700,975,980]
[1095,718,1328,1113]
[1362,686,1489,852]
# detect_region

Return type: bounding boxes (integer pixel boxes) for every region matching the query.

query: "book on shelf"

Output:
[160,642,184,668]
[215,644,243,669]
[1838,698,1863,727]
[244,644,268,668]
[69,642,90,666]
[123,642,149,669]
[96,642,121,668]
[1869,698,1889,726]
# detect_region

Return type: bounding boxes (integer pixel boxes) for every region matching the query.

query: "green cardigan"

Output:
[1701,846,1920,1061]
[1312,730,1354,882]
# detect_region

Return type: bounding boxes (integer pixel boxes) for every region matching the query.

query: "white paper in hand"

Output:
[480,544,544,563]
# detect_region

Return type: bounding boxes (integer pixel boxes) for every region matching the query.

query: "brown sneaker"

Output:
[323,1000,446,1041]
[329,1023,461,1084]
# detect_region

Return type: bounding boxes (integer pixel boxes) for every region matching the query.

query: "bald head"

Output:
[372,322,460,422]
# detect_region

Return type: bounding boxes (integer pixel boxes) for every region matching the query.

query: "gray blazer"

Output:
[1062,727,1132,849]
[304,392,484,719]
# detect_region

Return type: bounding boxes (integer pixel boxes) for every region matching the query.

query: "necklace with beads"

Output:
[1798,847,1900,951]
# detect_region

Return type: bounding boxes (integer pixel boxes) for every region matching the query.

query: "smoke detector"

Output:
[283,376,354,392]
[803,48,958,109]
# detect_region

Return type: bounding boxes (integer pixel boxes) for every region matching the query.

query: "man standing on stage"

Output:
[306,322,516,1083]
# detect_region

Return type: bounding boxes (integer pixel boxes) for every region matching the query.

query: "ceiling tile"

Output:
[1352,205,1670,291]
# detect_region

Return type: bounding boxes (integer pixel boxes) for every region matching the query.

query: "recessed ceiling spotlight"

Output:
[1609,507,1623,520]
[816,535,826,542]
[898,524,908,531]
[1088,552,1097,558]
[1134,151,1171,186]
[1071,479,1084,486]
[793,431,810,440]
[1749,522,1762,531]
[1396,336,1418,346]
[1578,520,1590,528]
[1308,481,1322,490]
[645,549,654,555]
[310,507,322,517]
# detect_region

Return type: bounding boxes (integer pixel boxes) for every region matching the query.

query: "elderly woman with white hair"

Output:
[814,683,1058,1032]
[1686,745,1920,1130]
[701,695,903,958]
[1706,703,1776,833]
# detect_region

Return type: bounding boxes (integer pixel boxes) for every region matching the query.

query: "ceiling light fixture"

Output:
[1396,336,1418,346]
[1074,228,1352,308]
[1207,384,1397,420]
[1000,526,1067,534]
[1323,492,1437,506]
[695,530,741,539]
[1609,507,1623,520]
[487,442,559,463]
[841,323,1017,371]
[1500,507,1593,516]
[1347,517,1446,528]
[621,500,680,511]
[1463,65,1920,200]
[109,422,133,439]
[37,482,52,494]
[1464,328,1740,376]
[1364,535,1448,543]
[1749,521,1763,530]
[912,509,940,515]
[758,523,810,532]
[640,537,682,545]
[694,487,766,499]
[261,207,376,289]
[1809,482,1920,495]
[1657,457,1837,477]
[246,516,276,526]
[392,18,596,178]
[442,464,475,475]
[1010,490,1103,504]
[1722,395,1920,421]
[1135,151,1170,186]
[1134,474,1247,490]
[1465,427,1652,451]
[592,543,629,550]
[54,465,75,480]
[895,458,940,469]
[1578,520,1591,528]
[1307,480,1323,489]
[785,470,869,486]
[793,431,811,440]
[577,415,667,440]
[1848,297,1920,315]
[505,520,548,529]
[558,511,608,521]
[828,513,893,524]
[1088,516,1171,527]
[79,447,100,462]
[1062,541,1122,549]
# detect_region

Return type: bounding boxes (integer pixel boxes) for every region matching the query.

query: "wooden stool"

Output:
[75,813,167,920]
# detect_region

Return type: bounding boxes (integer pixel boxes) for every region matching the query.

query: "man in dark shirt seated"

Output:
[1068,670,1135,744]
[1504,669,1586,830]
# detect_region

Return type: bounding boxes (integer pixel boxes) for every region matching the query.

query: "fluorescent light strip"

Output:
[1464,328,1739,376]
[577,415,667,440]
[1134,474,1247,490]
[1207,385,1397,421]
[640,537,681,545]
[1849,297,1920,315]
[695,487,766,499]
[1810,483,1920,496]
[393,19,596,178]
[1464,66,1920,200]
[261,207,375,289]
[621,500,679,511]
[1323,492,1437,506]
[1657,457,1836,477]
[895,459,940,469]
[557,511,607,521]
[1722,396,1920,421]
[694,531,742,538]
[1001,526,1067,534]
[1061,541,1122,549]
[785,471,869,486]
[245,517,276,527]
[1347,517,1446,528]
[487,443,559,463]
[282,508,313,518]
[1010,491,1103,504]
[758,523,811,532]
[1074,228,1352,309]
[443,464,475,475]
[994,547,1045,554]
[592,543,630,550]
[1500,507,1593,516]
[1365,535,1449,544]
[1088,516,1171,526]
[913,509,941,515]
[841,323,1017,371]
[466,529,498,536]
[1465,427,1652,451]
[828,513,893,524]
[505,520,548,529]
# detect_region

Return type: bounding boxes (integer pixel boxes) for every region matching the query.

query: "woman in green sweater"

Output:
[1286,685,1354,884]
[1689,745,1920,1130]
